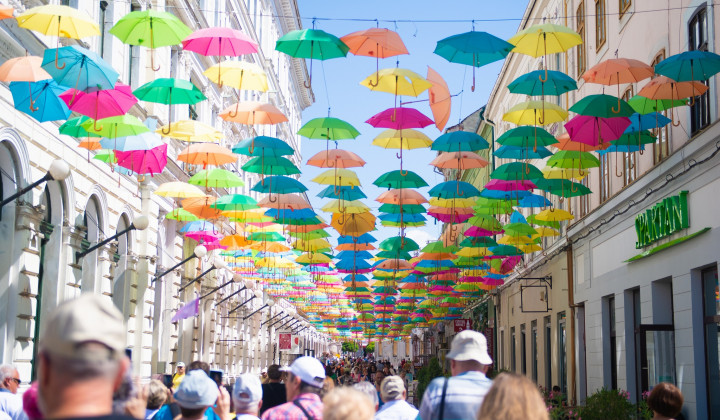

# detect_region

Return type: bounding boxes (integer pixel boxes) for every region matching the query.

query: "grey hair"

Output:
[353,381,379,406]
[43,343,122,382]
[0,365,16,383]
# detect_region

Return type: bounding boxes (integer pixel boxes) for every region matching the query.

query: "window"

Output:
[621,87,637,186]
[595,0,606,49]
[579,176,590,217]
[607,295,618,389]
[651,50,670,163]
[619,0,631,17]
[702,266,720,418]
[531,320,538,382]
[521,324,527,375]
[558,312,567,394]
[576,2,586,76]
[127,3,141,88]
[511,327,516,372]
[545,316,552,388]
[689,6,711,134]
[500,330,505,369]
[599,153,611,202]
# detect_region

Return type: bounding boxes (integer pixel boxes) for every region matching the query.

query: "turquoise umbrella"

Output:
[373,170,428,189]
[428,181,480,199]
[275,28,349,89]
[655,50,720,82]
[9,80,70,122]
[431,131,489,152]
[133,78,206,133]
[507,70,577,96]
[232,135,294,157]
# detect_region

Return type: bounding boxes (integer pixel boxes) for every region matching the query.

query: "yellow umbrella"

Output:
[360,68,432,97]
[321,200,370,214]
[541,166,588,180]
[331,212,376,236]
[154,181,205,198]
[243,223,282,233]
[535,208,574,222]
[502,101,567,125]
[497,235,535,246]
[456,247,493,258]
[17,5,99,69]
[203,61,268,91]
[250,241,291,253]
[293,238,332,252]
[295,253,332,264]
[508,23,583,81]
[429,197,476,208]
[532,227,560,239]
[372,129,432,149]
[156,120,222,143]
[518,244,543,254]
[312,168,361,187]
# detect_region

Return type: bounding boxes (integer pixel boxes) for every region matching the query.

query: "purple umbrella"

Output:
[564,114,631,146]
[485,179,536,191]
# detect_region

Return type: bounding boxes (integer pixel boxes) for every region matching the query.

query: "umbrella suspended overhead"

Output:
[298,117,360,141]
[133,78,206,133]
[331,212,376,237]
[99,131,163,151]
[374,170,428,189]
[182,27,258,56]
[508,69,577,96]
[427,66,452,131]
[81,114,149,138]
[59,116,100,138]
[203,61,268,90]
[110,9,192,71]
[372,128,432,175]
[341,27,408,86]
[0,56,51,83]
[9,79,70,122]
[434,30,514,91]
[232,135,294,157]
[306,149,366,168]
[654,50,720,83]
[360,68,432,99]
[637,76,708,125]
[59,83,137,129]
[177,143,236,168]
[366,107,434,130]
[582,58,654,112]
[220,101,288,124]
[41,45,118,91]
[503,100,568,125]
[432,131,489,152]
[275,28,349,89]
[155,182,205,198]
[508,23,582,80]
[564,115,631,146]
[115,143,168,176]
[157,120,222,143]
[188,168,245,189]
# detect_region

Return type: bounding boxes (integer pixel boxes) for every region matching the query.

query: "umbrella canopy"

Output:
[430,152,488,170]
[220,101,288,125]
[275,28,349,88]
[42,45,118,91]
[182,27,258,56]
[155,182,205,198]
[508,69,577,96]
[242,156,300,176]
[115,143,168,176]
[372,129,432,149]
[60,116,100,138]
[496,126,558,148]
[203,61,268,91]
[232,135,294,157]
[251,176,307,194]
[432,131,489,152]
[360,68,432,97]
[503,101,568,125]
[569,94,634,118]
[177,143,236,167]
[374,170,428,189]
[298,117,360,140]
[628,95,687,115]
[427,66,452,130]
[60,83,137,125]
[366,107,434,130]
[491,162,544,181]
[157,120,222,143]
[340,28,408,58]
[654,50,720,82]
[583,58,654,85]
[376,189,428,205]
[82,114,149,138]
[134,78,206,131]
[188,168,245,189]
[0,56,51,82]
[9,79,70,122]
[495,145,553,160]
[17,5,98,39]
[565,115,631,146]
[508,23,582,57]
[547,150,600,170]
[99,132,163,151]
[307,149,366,168]
[312,169,361,187]
[331,212,376,237]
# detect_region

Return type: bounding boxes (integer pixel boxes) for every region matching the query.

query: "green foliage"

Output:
[364,342,375,353]
[416,357,445,405]
[578,388,635,420]
[341,341,358,353]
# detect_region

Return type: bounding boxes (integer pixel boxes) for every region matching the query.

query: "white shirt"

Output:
[0,390,27,420]
[374,399,418,420]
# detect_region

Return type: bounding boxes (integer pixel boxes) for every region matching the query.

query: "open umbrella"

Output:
[427,66,452,130]
[82,114,149,138]
[298,116,360,153]
[59,116,100,138]
[99,132,162,151]
[430,151,488,170]
[655,50,720,103]
[565,115,630,146]
[360,68,432,101]
[178,143,236,168]
[307,149,365,168]
[155,182,205,198]
[133,78,206,133]
[582,58,654,112]
[435,30,514,91]
[42,45,118,92]
[59,83,137,130]
[183,27,258,56]
[188,168,245,189]
[503,100,568,125]
[275,28,349,89]
[508,23,582,81]
[372,129,432,175]
[115,143,168,176]
[203,60,268,90]
[17,5,99,69]
[157,120,222,143]
[374,170,428,189]
[110,9,192,71]
[232,135,294,157]
[366,107,434,130]
[341,28,408,86]
[220,101,287,124]
[9,79,70,122]
[331,212,376,237]
[508,69,577,96]
[637,76,708,126]
[0,56,51,83]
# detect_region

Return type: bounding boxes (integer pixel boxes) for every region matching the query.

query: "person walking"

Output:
[647,382,684,420]
[322,388,375,420]
[173,370,230,420]
[261,357,325,420]
[0,364,27,420]
[232,374,263,420]
[476,373,548,420]
[418,330,494,420]
[259,365,285,415]
[374,376,417,420]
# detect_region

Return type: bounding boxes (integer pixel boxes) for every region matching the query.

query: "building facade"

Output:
[457,1,720,419]
[0,0,329,385]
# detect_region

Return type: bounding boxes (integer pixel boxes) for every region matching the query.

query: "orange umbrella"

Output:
[306,149,366,168]
[555,132,610,152]
[78,138,102,150]
[288,223,329,233]
[250,241,291,253]
[638,76,708,125]
[583,58,654,112]
[376,188,428,205]
[220,101,288,124]
[182,196,223,219]
[258,194,312,210]
[335,242,376,251]
[430,151,488,170]
[178,143,236,168]
[0,5,13,20]
[219,234,254,249]
[341,28,408,85]
[0,56,50,82]
[376,259,413,270]
[331,212,376,236]
[427,66,452,131]
[427,205,474,215]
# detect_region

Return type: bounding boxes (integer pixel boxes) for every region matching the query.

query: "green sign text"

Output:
[635,191,689,249]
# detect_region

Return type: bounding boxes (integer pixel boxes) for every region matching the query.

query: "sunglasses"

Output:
[10,378,20,385]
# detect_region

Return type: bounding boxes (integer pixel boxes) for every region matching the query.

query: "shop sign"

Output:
[454,318,473,332]
[279,333,291,351]
[635,191,689,249]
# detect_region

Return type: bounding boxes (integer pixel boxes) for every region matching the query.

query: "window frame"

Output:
[650,50,670,163]
[595,0,607,50]
[599,153,611,202]
[688,6,711,134]
[621,87,637,186]
[576,1,586,77]
[619,0,631,18]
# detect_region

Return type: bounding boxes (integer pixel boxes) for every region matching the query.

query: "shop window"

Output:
[558,312,567,393]
[531,320,538,382]
[595,0,606,50]
[576,2,586,77]
[619,0,631,17]
[651,50,670,163]
[545,316,552,388]
[521,324,527,375]
[702,266,720,418]
[689,6,711,134]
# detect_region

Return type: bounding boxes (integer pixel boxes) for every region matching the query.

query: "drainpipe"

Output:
[566,244,577,405]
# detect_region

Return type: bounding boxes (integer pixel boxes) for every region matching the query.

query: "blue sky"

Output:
[294,0,530,245]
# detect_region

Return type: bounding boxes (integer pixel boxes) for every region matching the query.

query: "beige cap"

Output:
[446,330,492,365]
[40,294,126,360]
[380,376,405,401]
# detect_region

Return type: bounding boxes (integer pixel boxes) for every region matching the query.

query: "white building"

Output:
[0,0,328,384]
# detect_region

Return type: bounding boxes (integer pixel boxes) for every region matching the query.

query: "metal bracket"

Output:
[519,276,553,314]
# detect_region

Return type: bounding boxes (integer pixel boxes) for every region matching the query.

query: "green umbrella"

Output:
[110,10,192,71]
[459,236,498,248]
[378,203,426,214]
[188,168,245,189]
[376,250,413,260]
[526,214,561,229]
[489,245,523,256]
[546,150,600,171]
[569,93,634,118]
[81,115,149,138]
[534,178,592,198]
[210,194,259,212]
[298,117,360,140]
[93,150,117,163]
[503,222,538,236]
[466,214,503,231]
[60,116,100,138]
[133,78,206,133]
[627,95,687,115]
[380,236,419,252]
[491,162,544,181]
[374,170,428,189]
[288,230,331,240]
[275,29,349,89]
[473,197,516,215]
[496,126,558,147]
[421,241,458,253]
[610,130,657,146]
[249,231,285,242]
[242,156,300,176]
[165,208,200,222]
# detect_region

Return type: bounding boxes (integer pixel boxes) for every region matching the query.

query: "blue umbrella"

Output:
[480,189,531,200]
[597,144,646,155]
[517,194,552,208]
[9,80,70,122]
[507,70,577,96]
[655,50,720,82]
[338,234,376,244]
[336,259,373,271]
[510,210,528,224]
[179,220,214,233]
[428,180,480,198]
[41,46,119,91]
[232,135,294,157]
[435,31,514,91]
[378,213,427,223]
[264,208,316,220]
[495,145,553,160]
[336,250,374,260]
[251,175,307,194]
[624,112,671,134]
[99,132,163,151]
[432,131,489,152]
[317,185,367,200]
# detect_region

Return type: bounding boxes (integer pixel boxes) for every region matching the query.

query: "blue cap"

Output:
[174,370,219,409]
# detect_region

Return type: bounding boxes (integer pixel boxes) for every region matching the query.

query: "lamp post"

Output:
[179,257,226,292]
[0,160,70,209]
[152,245,207,283]
[229,289,262,315]
[76,215,149,261]
[242,298,275,320]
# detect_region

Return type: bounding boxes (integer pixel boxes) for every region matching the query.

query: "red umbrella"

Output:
[366,107,433,130]
[115,143,167,176]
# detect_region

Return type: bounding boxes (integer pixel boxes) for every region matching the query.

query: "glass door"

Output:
[637,324,676,393]
[702,267,720,419]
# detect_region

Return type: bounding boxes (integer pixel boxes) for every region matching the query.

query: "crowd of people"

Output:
[0,295,687,420]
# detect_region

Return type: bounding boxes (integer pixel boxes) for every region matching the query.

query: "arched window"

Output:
[112,214,132,317]
[81,196,103,293]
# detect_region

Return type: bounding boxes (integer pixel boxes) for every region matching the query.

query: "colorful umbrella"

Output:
[366,107,434,130]
[115,143,168,176]
[582,58,654,112]
[182,27,258,56]
[374,170,428,189]
[430,151,489,170]
[232,135,294,157]
[637,76,708,125]
[220,101,288,124]
[427,66,452,131]
[203,60,268,90]
[508,69,577,96]
[42,45,118,91]
[331,212,376,237]
[188,168,245,189]
[275,28,349,89]
[178,143,236,168]
[306,149,366,168]
[432,131,489,152]
[508,23,582,81]
[59,83,137,130]
[360,68,432,98]
[503,100,568,125]
[435,31,514,91]
[157,120,222,143]
[155,182,205,198]
[133,78,206,133]
[341,28,408,85]
[9,79,70,122]
[569,93,634,118]
[110,9,192,71]
[0,56,50,83]
[654,50,720,83]
[59,116,100,138]
[564,114,631,146]
[298,117,360,141]
[99,132,163,151]
[82,114,149,138]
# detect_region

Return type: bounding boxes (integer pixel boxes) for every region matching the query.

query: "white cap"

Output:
[280,356,325,388]
[446,330,492,365]
[232,373,262,404]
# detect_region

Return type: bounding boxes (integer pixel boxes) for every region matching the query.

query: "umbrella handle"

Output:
[456,182,465,197]
[54,44,66,70]
[570,181,578,193]
[228,101,240,118]
[150,49,161,72]
[671,100,681,127]
[162,89,173,134]
[27,83,38,112]
[93,119,104,132]
[368,53,380,87]
[538,64,548,82]
[471,60,476,92]
[268,192,278,203]
[303,42,314,89]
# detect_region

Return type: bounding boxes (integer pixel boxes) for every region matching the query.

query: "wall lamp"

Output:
[179,257,226,292]
[268,308,296,328]
[152,245,207,283]
[1,160,71,209]
[76,215,149,261]
[215,279,254,307]
[200,273,244,300]
[229,290,262,314]
[261,311,285,327]
[278,317,300,330]
[242,298,275,320]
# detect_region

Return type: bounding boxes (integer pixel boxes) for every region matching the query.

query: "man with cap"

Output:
[231,374,263,420]
[417,330,493,420]
[259,365,285,415]
[261,357,324,420]
[173,362,186,390]
[174,370,230,420]
[374,376,417,420]
[35,294,135,420]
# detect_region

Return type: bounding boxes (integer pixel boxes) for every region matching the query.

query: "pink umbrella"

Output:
[501,255,522,273]
[115,143,167,176]
[182,27,259,56]
[464,226,504,237]
[428,211,473,224]
[366,107,434,129]
[482,277,505,286]
[60,83,137,130]
[485,179,536,191]
[564,114,631,146]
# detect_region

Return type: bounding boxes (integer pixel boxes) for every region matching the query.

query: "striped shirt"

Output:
[417,371,493,420]
[260,393,323,420]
